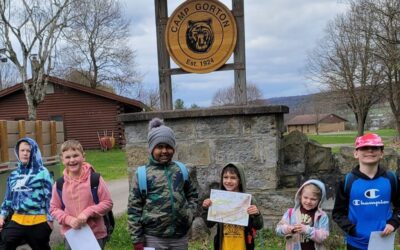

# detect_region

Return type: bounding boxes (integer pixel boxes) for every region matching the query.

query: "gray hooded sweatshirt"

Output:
[203,162,264,250]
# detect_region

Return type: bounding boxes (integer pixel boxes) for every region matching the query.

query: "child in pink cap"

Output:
[332,133,400,250]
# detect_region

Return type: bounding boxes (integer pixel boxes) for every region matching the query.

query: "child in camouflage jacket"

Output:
[127,118,198,250]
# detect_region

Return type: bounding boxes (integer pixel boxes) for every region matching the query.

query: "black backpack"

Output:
[56,172,115,241]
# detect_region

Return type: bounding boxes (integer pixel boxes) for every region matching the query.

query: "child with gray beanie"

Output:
[128,118,198,250]
[147,118,176,155]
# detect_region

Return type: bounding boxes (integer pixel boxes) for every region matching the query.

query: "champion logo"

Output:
[364,189,380,199]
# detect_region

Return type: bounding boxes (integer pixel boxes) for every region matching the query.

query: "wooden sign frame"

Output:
[155,0,247,110]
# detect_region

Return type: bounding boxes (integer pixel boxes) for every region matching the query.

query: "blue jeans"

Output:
[144,234,188,250]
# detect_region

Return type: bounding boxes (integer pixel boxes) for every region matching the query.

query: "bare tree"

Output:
[145,90,160,111]
[132,83,159,110]
[307,2,385,136]
[0,61,20,89]
[212,83,263,106]
[0,0,71,119]
[311,93,327,135]
[55,0,140,94]
[363,0,400,137]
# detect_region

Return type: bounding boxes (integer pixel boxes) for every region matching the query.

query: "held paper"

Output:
[207,189,251,226]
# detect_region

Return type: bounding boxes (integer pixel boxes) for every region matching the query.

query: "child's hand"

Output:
[69,217,82,229]
[288,225,295,234]
[247,205,260,215]
[202,198,212,208]
[381,224,394,237]
[0,216,4,231]
[77,213,88,225]
[292,224,306,234]
[133,242,144,250]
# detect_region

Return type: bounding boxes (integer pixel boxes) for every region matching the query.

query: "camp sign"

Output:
[165,0,237,73]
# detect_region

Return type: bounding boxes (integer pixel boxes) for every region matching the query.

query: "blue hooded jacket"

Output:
[0,137,53,221]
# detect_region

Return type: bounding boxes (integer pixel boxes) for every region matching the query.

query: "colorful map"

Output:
[207,189,251,226]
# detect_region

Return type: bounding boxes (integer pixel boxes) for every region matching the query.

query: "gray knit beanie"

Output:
[148,118,176,153]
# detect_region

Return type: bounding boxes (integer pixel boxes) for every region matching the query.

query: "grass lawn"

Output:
[308,129,397,144]
[56,148,129,181]
[84,149,129,180]
[307,129,398,151]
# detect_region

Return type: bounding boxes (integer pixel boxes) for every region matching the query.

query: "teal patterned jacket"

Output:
[0,137,54,221]
[127,156,198,244]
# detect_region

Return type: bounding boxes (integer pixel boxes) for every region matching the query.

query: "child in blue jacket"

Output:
[332,133,400,250]
[0,137,53,250]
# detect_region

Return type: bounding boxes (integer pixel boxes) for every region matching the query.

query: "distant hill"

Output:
[260,94,322,119]
[260,93,350,123]
[266,94,314,111]
[261,93,393,130]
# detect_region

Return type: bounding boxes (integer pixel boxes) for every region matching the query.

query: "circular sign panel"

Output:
[165,0,237,73]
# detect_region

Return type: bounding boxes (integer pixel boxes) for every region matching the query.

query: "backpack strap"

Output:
[56,173,101,209]
[90,172,101,204]
[386,170,398,200]
[56,177,66,210]
[343,172,356,195]
[288,207,293,220]
[137,165,147,196]
[386,170,398,190]
[174,161,189,183]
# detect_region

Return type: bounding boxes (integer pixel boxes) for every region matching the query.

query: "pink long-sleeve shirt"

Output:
[50,162,113,239]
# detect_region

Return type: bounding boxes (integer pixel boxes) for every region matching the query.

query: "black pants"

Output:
[0,220,52,250]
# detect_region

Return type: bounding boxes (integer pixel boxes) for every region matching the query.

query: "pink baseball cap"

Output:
[354,133,384,149]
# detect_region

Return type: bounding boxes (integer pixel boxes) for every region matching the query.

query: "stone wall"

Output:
[119,106,400,231]
[119,105,288,229]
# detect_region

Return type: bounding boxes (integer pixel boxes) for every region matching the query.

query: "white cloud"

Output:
[121,0,348,106]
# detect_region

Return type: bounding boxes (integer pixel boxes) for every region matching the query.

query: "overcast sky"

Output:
[120,0,348,107]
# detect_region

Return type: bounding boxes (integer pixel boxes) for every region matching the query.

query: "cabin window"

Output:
[14,117,27,121]
[49,115,63,121]
[45,83,55,94]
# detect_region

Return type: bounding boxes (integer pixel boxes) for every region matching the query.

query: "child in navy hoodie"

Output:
[332,133,400,250]
[0,137,53,250]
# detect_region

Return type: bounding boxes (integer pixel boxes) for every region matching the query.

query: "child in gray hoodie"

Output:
[202,162,264,250]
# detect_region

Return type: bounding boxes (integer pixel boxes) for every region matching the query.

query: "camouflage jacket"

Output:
[127,157,198,244]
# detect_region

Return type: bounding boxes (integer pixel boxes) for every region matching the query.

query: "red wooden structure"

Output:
[0,76,148,149]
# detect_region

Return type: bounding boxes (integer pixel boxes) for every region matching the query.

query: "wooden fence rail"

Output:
[0,120,64,163]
